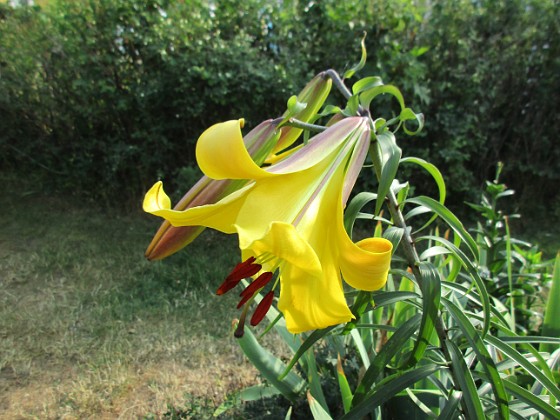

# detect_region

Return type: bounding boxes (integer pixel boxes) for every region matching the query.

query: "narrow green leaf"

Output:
[372,290,421,308]
[400,157,446,231]
[446,339,486,419]
[305,349,330,416]
[541,253,560,353]
[405,262,441,367]
[437,390,462,420]
[353,315,422,404]
[343,32,367,80]
[407,196,479,260]
[342,94,360,117]
[442,280,511,329]
[344,192,377,238]
[476,373,560,420]
[383,226,404,252]
[504,217,516,331]
[238,384,281,401]
[485,335,560,402]
[394,275,417,328]
[419,235,491,336]
[352,76,384,95]
[400,157,446,204]
[442,298,509,420]
[343,365,444,420]
[500,336,560,345]
[337,356,353,414]
[360,84,405,110]
[399,107,425,135]
[308,391,334,420]
[419,246,452,261]
[279,327,335,380]
[350,328,371,369]
[375,132,402,215]
[236,324,305,403]
[285,406,292,420]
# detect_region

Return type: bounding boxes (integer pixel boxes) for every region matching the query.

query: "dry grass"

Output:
[0,178,288,418]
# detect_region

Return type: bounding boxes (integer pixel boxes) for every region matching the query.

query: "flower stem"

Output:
[283,118,326,133]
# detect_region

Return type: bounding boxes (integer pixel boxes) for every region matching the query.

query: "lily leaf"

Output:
[541,252,560,353]
[236,323,305,403]
[343,33,367,80]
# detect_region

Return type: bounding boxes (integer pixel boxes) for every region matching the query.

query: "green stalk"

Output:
[505,216,516,332]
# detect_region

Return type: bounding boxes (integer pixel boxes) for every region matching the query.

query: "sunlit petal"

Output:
[196,119,273,180]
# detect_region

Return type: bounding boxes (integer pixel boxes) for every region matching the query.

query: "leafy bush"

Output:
[0,0,298,203]
[1,0,558,218]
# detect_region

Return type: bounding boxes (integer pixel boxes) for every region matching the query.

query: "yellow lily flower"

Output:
[144,117,392,334]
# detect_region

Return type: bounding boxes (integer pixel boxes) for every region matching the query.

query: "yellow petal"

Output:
[196,119,273,180]
[278,250,353,334]
[143,181,171,212]
[340,236,393,291]
[143,180,253,234]
[242,221,322,276]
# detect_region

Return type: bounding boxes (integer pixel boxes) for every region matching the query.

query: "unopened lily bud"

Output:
[273,72,332,154]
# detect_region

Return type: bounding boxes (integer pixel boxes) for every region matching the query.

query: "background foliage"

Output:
[1,0,558,216]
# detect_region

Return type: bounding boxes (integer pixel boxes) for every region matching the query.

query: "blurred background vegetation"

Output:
[1,0,558,222]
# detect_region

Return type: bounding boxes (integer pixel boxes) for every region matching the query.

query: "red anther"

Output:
[216,257,262,295]
[229,256,257,278]
[250,291,274,326]
[237,272,273,308]
[240,272,274,298]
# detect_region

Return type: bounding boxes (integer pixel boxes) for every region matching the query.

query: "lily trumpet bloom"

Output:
[145,73,331,260]
[144,117,393,334]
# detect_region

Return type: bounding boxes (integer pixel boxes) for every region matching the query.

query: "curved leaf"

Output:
[352,76,384,95]
[400,157,446,230]
[476,373,560,420]
[407,196,479,260]
[400,107,425,135]
[343,33,367,80]
[485,335,560,402]
[360,84,405,110]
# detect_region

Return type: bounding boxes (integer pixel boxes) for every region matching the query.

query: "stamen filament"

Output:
[234,303,251,338]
